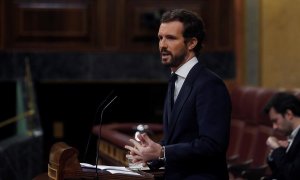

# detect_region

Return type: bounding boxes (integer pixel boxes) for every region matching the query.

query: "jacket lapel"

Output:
[167,81,173,126]
[286,131,300,157]
[165,63,204,143]
[166,84,192,142]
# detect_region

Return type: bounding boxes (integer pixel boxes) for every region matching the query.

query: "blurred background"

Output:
[0,0,300,179]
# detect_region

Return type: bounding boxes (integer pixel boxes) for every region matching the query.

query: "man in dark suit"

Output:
[125,9,231,179]
[263,92,300,180]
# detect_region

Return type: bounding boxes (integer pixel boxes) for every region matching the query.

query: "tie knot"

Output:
[170,73,178,82]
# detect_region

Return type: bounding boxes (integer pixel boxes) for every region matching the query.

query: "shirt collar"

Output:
[289,125,300,140]
[173,57,198,78]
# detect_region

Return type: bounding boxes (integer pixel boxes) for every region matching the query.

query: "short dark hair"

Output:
[263,92,300,117]
[160,9,206,57]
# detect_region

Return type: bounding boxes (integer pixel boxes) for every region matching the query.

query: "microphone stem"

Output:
[95,96,118,179]
[83,90,114,163]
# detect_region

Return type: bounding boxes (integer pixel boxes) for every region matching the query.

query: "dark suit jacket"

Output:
[268,130,300,180]
[158,61,231,180]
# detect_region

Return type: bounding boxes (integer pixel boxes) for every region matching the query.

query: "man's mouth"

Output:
[161,51,171,59]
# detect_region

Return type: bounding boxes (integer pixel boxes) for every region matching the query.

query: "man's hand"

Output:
[266,136,289,149]
[266,136,280,149]
[124,133,162,163]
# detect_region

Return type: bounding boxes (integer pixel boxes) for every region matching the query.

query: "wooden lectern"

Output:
[46,142,154,180]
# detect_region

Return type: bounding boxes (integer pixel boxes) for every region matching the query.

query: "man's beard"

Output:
[281,121,294,136]
[161,49,187,68]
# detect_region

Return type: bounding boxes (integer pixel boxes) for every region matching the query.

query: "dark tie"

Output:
[169,73,177,109]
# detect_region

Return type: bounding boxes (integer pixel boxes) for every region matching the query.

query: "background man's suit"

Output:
[268,130,300,180]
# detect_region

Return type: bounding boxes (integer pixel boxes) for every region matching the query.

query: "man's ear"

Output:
[285,109,294,120]
[188,37,198,50]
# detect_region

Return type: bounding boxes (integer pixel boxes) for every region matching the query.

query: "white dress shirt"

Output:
[172,57,198,102]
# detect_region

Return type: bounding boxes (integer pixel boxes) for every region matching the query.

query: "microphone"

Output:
[95,95,118,179]
[83,90,115,163]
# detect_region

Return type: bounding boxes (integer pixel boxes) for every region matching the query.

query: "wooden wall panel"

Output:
[1,0,234,53]
[233,0,245,85]
[124,0,209,52]
[96,0,125,51]
[215,0,234,51]
[123,0,233,52]
[5,0,97,50]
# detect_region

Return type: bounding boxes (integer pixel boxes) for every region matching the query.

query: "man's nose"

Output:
[159,39,167,48]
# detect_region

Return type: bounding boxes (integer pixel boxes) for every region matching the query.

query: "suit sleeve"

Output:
[269,146,300,180]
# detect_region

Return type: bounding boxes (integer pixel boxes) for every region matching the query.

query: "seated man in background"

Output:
[263,92,300,180]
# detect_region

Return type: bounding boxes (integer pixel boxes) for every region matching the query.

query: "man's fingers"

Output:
[129,139,143,149]
[126,154,144,164]
[131,155,144,162]
[124,139,144,156]
[141,133,152,142]
[124,144,136,151]
[137,133,145,143]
